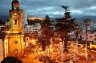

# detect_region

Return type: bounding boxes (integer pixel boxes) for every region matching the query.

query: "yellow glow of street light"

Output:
[29,39,36,45]
[84,48,87,51]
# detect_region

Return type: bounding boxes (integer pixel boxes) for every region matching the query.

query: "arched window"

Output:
[14,19,17,25]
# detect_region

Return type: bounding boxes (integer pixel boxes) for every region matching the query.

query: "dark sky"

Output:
[0,0,96,21]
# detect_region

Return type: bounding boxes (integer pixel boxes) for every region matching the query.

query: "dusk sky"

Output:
[0,0,96,21]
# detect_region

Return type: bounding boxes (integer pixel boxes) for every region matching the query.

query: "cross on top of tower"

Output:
[12,0,19,3]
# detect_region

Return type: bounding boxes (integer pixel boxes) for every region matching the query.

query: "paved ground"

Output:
[75,59,96,63]
[74,50,96,63]
[20,43,96,63]
[21,53,42,63]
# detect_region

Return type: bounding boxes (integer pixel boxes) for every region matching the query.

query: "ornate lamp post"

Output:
[84,19,90,60]
[74,25,79,60]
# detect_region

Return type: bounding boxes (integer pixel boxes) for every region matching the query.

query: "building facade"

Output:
[82,31,96,44]
[0,39,3,62]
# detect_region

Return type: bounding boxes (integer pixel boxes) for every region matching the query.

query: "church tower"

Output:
[9,0,23,34]
[4,0,24,57]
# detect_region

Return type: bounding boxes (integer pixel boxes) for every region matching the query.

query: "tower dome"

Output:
[12,0,20,10]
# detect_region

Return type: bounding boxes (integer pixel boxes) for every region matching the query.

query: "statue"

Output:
[61,5,69,11]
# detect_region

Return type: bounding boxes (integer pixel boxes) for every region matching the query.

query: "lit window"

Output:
[25,37,29,42]
[14,49,18,55]
[14,13,17,16]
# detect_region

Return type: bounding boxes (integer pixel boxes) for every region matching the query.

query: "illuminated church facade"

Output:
[4,0,24,57]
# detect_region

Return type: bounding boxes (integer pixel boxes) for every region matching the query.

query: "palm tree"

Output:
[55,5,78,52]
[38,15,54,51]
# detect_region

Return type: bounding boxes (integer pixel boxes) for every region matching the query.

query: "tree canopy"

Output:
[1,56,22,63]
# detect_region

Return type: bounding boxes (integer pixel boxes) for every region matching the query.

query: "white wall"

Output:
[24,23,41,33]
[0,39,3,62]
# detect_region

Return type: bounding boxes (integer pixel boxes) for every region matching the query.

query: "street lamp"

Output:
[84,19,90,60]
[60,41,64,63]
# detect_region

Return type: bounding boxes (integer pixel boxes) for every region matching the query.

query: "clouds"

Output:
[0,0,96,19]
